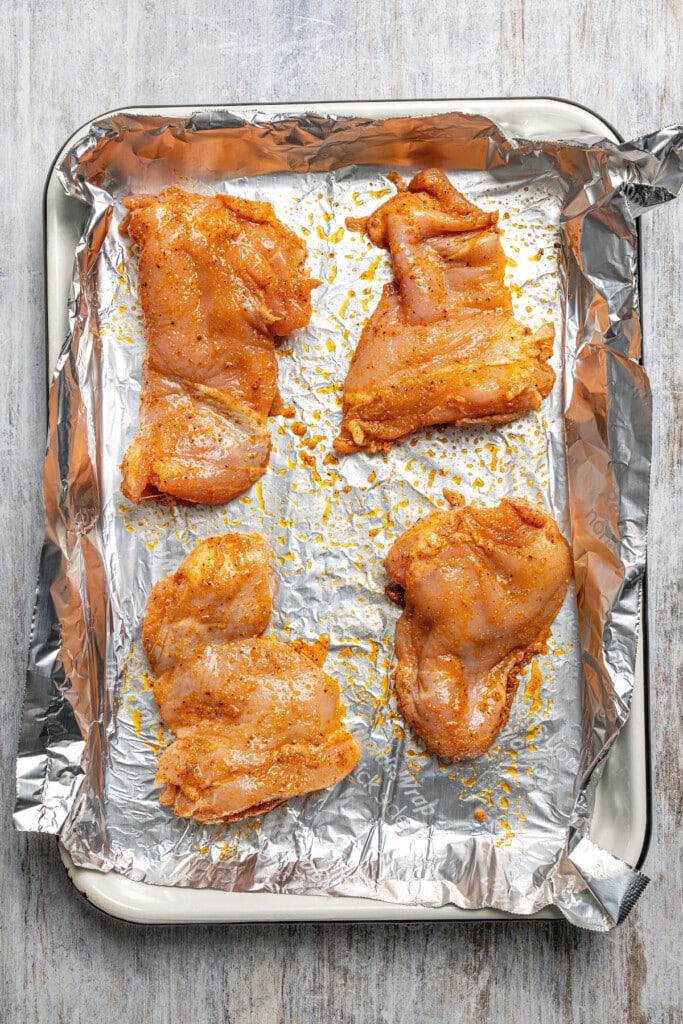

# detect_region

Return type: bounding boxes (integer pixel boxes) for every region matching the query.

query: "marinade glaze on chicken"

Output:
[120,189,318,504]
[143,533,360,823]
[335,170,555,454]
[384,497,572,761]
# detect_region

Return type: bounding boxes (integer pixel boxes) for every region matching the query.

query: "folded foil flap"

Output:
[551,835,650,930]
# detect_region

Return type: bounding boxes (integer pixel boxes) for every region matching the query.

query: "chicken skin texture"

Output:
[384,497,572,761]
[335,170,555,454]
[120,188,318,504]
[142,533,360,823]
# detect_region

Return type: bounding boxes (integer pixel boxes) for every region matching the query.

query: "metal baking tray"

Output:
[45,98,649,923]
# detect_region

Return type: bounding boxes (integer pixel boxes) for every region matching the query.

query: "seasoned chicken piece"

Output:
[154,640,360,823]
[384,497,572,761]
[142,533,278,673]
[335,170,555,454]
[120,188,318,504]
[142,533,360,823]
[120,376,272,506]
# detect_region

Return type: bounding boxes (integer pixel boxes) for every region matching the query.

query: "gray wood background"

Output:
[2,1,681,1021]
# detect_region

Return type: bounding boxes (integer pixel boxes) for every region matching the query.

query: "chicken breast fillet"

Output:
[142,533,360,823]
[384,497,572,761]
[120,188,318,504]
[335,170,555,454]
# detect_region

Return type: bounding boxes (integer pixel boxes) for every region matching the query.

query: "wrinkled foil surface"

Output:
[16,109,683,929]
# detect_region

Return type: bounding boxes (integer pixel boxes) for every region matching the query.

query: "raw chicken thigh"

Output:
[120,189,318,504]
[336,170,555,454]
[384,496,572,761]
[142,533,360,822]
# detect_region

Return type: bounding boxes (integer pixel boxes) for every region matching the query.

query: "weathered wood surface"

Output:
[1,2,680,1021]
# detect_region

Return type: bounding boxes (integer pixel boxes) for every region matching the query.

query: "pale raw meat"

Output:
[336,170,555,454]
[384,496,572,761]
[142,533,360,823]
[120,188,318,503]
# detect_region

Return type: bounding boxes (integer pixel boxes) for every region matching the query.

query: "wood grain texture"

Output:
[1,1,681,1021]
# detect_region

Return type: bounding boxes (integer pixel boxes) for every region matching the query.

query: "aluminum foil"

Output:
[16,109,683,929]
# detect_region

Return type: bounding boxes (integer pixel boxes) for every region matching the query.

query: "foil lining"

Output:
[16,110,683,929]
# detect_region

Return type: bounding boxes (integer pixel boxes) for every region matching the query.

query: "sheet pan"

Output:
[21,97,673,925]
